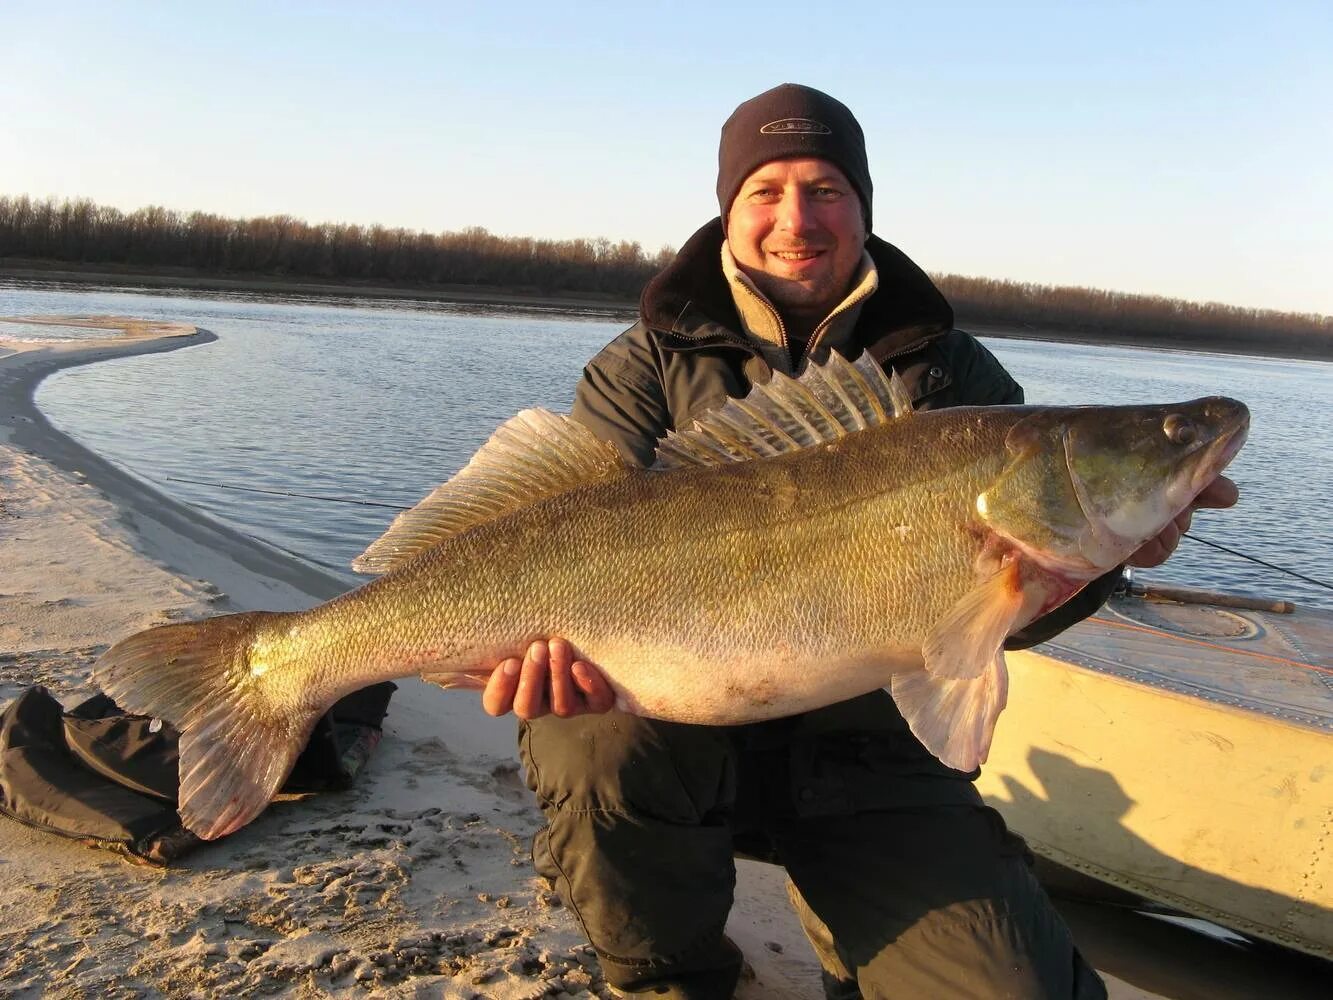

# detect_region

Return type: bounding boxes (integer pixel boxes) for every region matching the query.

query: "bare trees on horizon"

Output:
[0,195,667,300]
[2,195,1329,357]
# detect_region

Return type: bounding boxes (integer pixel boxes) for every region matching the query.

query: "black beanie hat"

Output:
[717,83,872,233]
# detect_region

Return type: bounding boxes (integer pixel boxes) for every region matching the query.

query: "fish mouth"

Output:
[1189,401,1249,495]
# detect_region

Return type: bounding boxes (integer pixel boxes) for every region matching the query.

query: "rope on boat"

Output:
[163,475,1331,592]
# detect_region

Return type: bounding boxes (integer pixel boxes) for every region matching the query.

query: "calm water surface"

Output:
[4,280,1330,611]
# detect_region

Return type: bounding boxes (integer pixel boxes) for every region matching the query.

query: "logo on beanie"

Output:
[760,118,832,135]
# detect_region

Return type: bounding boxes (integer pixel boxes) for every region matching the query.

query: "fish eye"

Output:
[1163,413,1197,445]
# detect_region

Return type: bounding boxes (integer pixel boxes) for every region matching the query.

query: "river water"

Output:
[3,280,1330,611]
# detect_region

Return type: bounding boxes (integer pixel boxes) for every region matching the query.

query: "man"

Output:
[481,84,1236,998]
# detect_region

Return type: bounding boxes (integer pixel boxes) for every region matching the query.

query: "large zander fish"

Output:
[94,353,1249,840]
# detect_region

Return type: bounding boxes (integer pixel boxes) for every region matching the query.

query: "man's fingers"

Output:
[572,659,617,713]
[1128,473,1240,570]
[1162,519,1182,554]
[548,637,578,717]
[482,657,522,717]
[1127,518,1181,568]
[513,641,550,720]
[1193,475,1239,510]
[481,638,616,720]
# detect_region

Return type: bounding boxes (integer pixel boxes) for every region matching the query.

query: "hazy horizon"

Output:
[8,191,1333,325]
[3,1,1329,315]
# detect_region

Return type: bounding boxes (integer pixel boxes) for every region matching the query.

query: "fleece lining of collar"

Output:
[638,218,954,354]
[720,243,878,374]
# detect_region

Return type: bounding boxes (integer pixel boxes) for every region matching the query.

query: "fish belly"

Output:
[582,638,926,723]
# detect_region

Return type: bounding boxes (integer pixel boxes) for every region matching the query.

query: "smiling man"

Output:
[483,84,1234,999]
[725,157,866,328]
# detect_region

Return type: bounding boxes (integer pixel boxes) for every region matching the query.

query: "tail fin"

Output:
[92,611,318,840]
[889,650,1009,772]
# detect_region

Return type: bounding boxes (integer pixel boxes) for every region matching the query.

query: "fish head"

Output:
[977,397,1249,576]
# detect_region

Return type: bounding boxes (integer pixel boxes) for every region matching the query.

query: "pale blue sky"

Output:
[3,1,1330,315]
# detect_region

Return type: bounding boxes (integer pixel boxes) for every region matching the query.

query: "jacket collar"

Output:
[639,218,955,357]
[721,243,878,374]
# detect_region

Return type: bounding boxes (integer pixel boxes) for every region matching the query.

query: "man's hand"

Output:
[481,637,617,720]
[1126,475,1239,568]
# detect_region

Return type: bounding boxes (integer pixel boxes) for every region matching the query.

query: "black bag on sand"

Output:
[0,681,395,864]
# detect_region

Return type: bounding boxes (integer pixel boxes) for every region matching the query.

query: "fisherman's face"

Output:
[725,158,867,321]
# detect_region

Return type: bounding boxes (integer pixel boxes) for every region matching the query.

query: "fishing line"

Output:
[164,476,1331,591]
[1182,532,1332,591]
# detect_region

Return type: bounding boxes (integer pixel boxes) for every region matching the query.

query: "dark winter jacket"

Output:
[573,219,1020,467]
[566,219,1117,802]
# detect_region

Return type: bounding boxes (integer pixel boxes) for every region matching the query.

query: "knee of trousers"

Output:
[520,713,741,970]
[520,711,737,823]
[783,808,1105,999]
[850,880,1108,1000]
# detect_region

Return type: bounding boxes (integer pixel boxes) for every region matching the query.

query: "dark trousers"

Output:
[520,708,1106,1000]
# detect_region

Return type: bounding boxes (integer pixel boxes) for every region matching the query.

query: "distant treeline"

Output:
[3,195,1330,357]
[938,274,1332,358]
[0,195,669,299]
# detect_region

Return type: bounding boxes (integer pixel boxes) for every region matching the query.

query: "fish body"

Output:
[94,354,1249,840]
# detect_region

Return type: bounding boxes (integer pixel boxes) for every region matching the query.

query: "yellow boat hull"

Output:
[978,596,1333,959]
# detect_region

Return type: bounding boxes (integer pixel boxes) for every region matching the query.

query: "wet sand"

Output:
[0,319,1326,997]
[0,264,640,319]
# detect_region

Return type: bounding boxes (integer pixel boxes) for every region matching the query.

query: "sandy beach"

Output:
[2,320,1327,998]
[0,321,832,997]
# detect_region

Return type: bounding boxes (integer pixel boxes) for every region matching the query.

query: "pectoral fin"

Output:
[897,559,1024,770]
[921,560,1025,680]
[890,649,1009,772]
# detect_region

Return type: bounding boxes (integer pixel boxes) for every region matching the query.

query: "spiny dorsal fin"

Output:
[353,408,625,574]
[653,351,913,471]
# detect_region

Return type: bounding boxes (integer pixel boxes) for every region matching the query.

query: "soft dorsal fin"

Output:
[353,408,626,575]
[653,351,913,471]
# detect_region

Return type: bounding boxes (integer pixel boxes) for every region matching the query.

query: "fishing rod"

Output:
[165,475,1333,592]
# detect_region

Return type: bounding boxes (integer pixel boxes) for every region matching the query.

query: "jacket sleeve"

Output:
[570,325,672,470]
[939,329,1024,405]
[946,329,1123,645]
